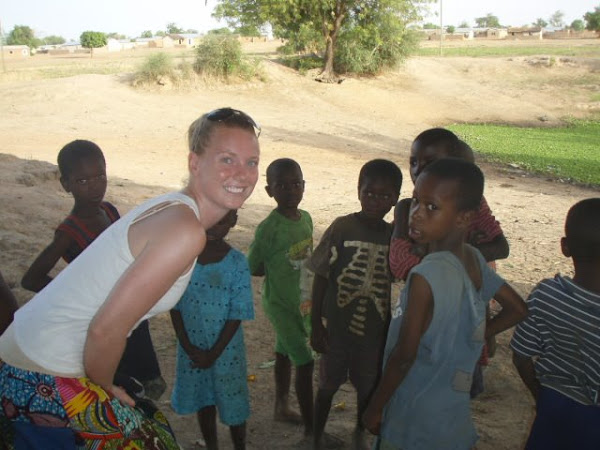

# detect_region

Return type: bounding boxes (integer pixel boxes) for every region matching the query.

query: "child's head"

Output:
[357,159,402,221]
[206,209,238,241]
[410,128,474,183]
[57,140,107,205]
[265,158,305,212]
[561,198,600,262]
[409,158,483,245]
[187,107,261,156]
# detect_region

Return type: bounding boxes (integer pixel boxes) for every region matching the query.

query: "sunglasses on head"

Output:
[206,107,261,138]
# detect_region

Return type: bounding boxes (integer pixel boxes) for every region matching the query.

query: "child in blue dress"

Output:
[170,209,254,450]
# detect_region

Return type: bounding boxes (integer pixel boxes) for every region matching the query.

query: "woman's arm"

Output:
[84,205,205,400]
[362,273,433,434]
[485,283,527,339]
[21,232,73,292]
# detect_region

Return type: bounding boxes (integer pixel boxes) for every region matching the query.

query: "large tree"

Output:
[548,10,564,28]
[584,6,600,32]
[80,31,107,57]
[7,25,41,49]
[532,18,548,28]
[474,13,501,28]
[214,0,425,82]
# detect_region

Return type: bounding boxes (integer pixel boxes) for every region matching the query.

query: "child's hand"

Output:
[361,403,382,435]
[107,384,136,407]
[310,322,329,354]
[188,346,216,369]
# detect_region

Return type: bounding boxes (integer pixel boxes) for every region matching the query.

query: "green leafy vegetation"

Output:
[134,52,177,84]
[194,34,261,80]
[448,120,600,186]
[213,0,424,81]
[414,45,600,58]
[80,31,107,57]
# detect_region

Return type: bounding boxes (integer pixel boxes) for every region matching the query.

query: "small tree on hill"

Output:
[80,31,107,58]
[7,25,42,49]
[585,6,600,32]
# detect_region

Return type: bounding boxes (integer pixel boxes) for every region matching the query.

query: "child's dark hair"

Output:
[266,158,302,185]
[565,198,600,260]
[57,140,105,178]
[414,128,473,161]
[358,159,403,194]
[422,158,483,211]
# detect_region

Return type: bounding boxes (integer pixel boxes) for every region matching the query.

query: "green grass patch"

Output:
[414,45,600,58]
[448,120,600,186]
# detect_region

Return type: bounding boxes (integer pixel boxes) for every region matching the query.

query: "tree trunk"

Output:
[319,36,336,82]
[315,0,346,83]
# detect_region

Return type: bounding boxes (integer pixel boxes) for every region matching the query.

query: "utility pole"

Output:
[0,19,6,72]
[439,0,443,56]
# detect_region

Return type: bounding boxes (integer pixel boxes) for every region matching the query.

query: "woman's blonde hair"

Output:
[188,108,260,155]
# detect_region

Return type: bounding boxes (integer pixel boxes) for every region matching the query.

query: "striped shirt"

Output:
[510,275,600,405]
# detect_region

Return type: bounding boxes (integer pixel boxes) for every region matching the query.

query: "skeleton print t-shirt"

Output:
[307,213,393,347]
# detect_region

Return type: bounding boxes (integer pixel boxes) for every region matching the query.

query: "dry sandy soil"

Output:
[1,39,599,449]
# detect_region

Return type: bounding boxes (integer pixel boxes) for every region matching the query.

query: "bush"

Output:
[134,53,176,84]
[334,23,418,75]
[194,34,260,80]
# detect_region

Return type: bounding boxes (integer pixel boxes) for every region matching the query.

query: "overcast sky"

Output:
[2,0,594,41]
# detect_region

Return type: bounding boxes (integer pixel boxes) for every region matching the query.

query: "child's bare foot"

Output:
[274,403,303,424]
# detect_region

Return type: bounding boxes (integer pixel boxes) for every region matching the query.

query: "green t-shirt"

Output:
[247,209,313,317]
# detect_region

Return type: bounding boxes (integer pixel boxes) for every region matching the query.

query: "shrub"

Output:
[194,34,260,80]
[134,52,176,84]
[334,18,418,75]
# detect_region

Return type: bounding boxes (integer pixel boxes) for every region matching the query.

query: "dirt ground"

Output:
[1,39,599,449]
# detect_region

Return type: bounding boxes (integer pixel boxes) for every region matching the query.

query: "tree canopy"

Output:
[474,13,501,28]
[80,31,107,57]
[548,10,564,28]
[166,22,184,34]
[213,0,426,82]
[533,18,548,28]
[584,6,600,31]
[7,25,41,49]
[140,30,153,38]
[43,35,66,45]
[570,19,584,31]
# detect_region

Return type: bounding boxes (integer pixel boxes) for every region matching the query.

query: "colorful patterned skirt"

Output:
[0,360,179,449]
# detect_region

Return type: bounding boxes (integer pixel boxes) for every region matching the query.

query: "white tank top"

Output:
[2,192,199,376]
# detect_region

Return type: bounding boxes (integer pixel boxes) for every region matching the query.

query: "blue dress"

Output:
[379,249,504,450]
[171,249,254,426]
